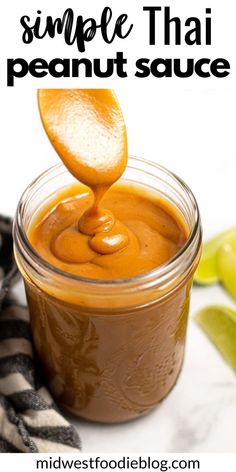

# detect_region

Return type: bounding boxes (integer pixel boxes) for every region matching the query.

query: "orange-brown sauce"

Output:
[35,89,187,277]
[29,183,187,280]
[24,89,191,422]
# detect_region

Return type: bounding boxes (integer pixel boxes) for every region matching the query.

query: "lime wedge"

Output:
[218,240,236,300]
[195,305,236,372]
[194,227,236,285]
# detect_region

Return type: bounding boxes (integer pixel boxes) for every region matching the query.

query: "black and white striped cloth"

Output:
[0,216,81,453]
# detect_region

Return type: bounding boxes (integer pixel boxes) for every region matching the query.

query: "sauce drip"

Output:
[38,89,128,260]
[36,88,188,279]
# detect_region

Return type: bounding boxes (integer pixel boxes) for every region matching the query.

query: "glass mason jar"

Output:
[13,156,202,423]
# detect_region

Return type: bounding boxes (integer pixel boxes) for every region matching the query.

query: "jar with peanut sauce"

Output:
[14,156,202,423]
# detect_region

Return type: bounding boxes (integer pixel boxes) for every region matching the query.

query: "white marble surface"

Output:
[67,284,236,453]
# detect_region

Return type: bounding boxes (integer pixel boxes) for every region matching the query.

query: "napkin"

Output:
[0,215,81,453]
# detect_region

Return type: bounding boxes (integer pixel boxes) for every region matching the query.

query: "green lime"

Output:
[195,305,236,372]
[218,240,236,300]
[194,227,236,285]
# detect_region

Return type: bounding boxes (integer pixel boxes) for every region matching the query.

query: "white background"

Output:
[1,0,236,454]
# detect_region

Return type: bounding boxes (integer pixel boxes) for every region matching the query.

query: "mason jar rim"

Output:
[14,156,201,292]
